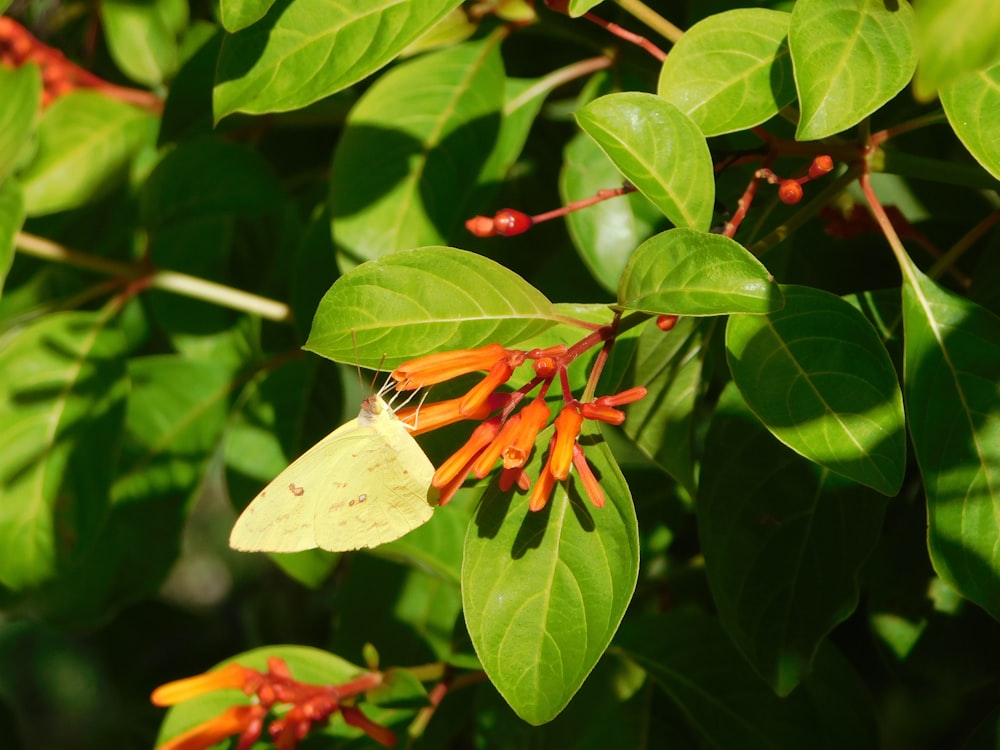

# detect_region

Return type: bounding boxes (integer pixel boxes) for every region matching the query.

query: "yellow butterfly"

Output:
[229,391,437,553]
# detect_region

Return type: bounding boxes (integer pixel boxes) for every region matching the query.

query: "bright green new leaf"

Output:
[914,0,1000,100]
[901,262,1000,621]
[617,228,783,316]
[700,385,887,694]
[306,246,561,368]
[727,285,906,495]
[560,129,663,293]
[567,0,602,17]
[0,179,23,297]
[101,0,187,87]
[20,91,156,216]
[0,64,40,184]
[940,61,1000,181]
[575,93,715,231]
[658,9,796,136]
[790,0,916,140]
[329,36,504,267]
[617,613,878,748]
[0,311,127,591]
[463,423,639,724]
[219,0,275,32]
[214,0,462,119]
[621,316,706,496]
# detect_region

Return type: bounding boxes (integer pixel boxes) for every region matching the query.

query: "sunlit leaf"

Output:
[575,93,715,230]
[726,285,906,495]
[214,0,463,119]
[0,64,40,184]
[305,246,561,368]
[463,423,639,724]
[618,228,783,316]
[913,0,1000,100]
[901,261,1000,620]
[101,0,187,87]
[658,9,795,136]
[790,0,916,139]
[940,61,1000,181]
[0,179,23,297]
[219,0,275,32]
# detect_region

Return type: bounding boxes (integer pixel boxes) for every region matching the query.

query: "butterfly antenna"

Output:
[350,329,367,395]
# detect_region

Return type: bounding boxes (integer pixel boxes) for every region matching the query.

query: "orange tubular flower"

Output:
[432,417,502,488]
[152,663,255,706]
[501,396,551,469]
[157,704,266,750]
[392,344,507,390]
[472,413,522,478]
[396,393,501,435]
[573,444,605,508]
[596,386,648,407]
[550,405,584,480]
[500,466,531,492]
[580,401,625,425]
[459,358,518,415]
[529,446,559,512]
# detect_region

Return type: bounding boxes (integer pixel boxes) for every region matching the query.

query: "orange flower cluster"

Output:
[151,658,395,750]
[0,16,161,110]
[393,329,647,512]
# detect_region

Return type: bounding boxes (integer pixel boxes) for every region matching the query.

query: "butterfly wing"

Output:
[229,417,372,552]
[230,395,438,553]
[313,396,437,551]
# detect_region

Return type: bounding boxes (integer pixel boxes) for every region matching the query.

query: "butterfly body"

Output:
[230,394,437,552]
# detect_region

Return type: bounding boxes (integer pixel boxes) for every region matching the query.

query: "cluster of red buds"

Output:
[151,658,395,750]
[390,320,647,512]
[757,154,834,205]
[0,16,161,110]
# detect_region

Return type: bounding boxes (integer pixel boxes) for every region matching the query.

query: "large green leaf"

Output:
[0,310,127,591]
[463,422,639,724]
[657,9,796,137]
[790,0,916,140]
[913,0,1000,100]
[699,384,887,694]
[101,0,187,87]
[727,285,906,495]
[214,0,463,119]
[0,64,40,185]
[940,61,1000,181]
[575,93,714,231]
[617,228,783,316]
[621,316,706,496]
[19,92,156,216]
[305,246,561,368]
[617,613,878,748]
[560,128,663,293]
[329,36,504,267]
[901,262,1000,620]
[219,0,275,32]
[0,179,23,298]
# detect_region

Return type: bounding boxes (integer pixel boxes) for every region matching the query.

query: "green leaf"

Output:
[914,0,1000,100]
[0,64,40,184]
[940,61,1000,181]
[617,228,783,316]
[305,246,561,368]
[214,0,463,119]
[157,645,413,747]
[618,612,878,748]
[0,310,127,591]
[567,0,602,17]
[219,0,275,32]
[901,262,1000,620]
[101,0,187,87]
[560,129,663,293]
[657,9,796,137]
[575,92,715,231]
[463,422,639,724]
[699,384,888,694]
[329,36,504,267]
[20,92,156,216]
[726,285,906,495]
[0,179,24,297]
[790,0,916,140]
[621,316,706,496]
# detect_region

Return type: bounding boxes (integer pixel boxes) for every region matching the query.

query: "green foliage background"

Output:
[1,0,999,748]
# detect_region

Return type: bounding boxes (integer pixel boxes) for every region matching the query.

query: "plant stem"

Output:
[15,231,293,322]
[614,0,683,43]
